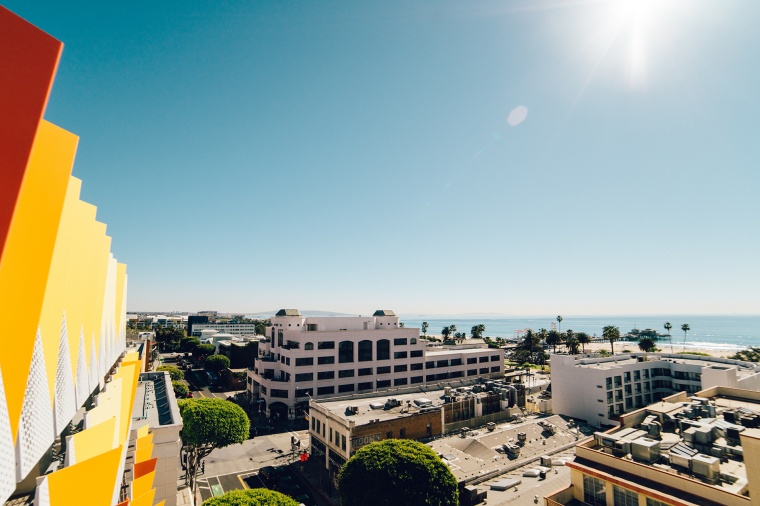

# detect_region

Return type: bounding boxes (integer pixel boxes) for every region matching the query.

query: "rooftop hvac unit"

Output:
[669,452,692,470]
[517,432,527,443]
[726,427,744,443]
[695,426,714,445]
[631,438,661,464]
[723,410,737,424]
[683,427,696,443]
[691,454,720,483]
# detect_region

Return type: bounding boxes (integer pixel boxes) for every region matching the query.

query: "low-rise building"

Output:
[247,309,504,420]
[551,352,760,427]
[191,323,259,337]
[546,385,760,506]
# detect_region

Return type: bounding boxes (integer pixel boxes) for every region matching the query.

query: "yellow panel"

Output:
[134,443,154,465]
[0,119,76,440]
[130,470,155,499]
[46,446,122,506]
[115,262,127,338]
[135,424,150,439]
[113,363,140,441]
[124,352,140,362]
[129,488,155,506]
[86,377,123,447]
[69,416,117,464]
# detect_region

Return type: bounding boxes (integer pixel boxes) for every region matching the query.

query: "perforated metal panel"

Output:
[89,335,100,392]
[34,474,50,506]
[54,312,76,434]
[16,329,54,481]
[75,328,89,407]
[0,366,17,504]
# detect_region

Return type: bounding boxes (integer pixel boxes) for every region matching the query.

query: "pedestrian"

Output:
[201,460,205,474]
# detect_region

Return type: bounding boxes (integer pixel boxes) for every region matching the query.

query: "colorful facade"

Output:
[0,6,156,505]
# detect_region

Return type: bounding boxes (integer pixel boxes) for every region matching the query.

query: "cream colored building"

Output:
[547,386,760,506]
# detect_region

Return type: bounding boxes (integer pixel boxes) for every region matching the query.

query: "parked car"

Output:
[258,466,284,484]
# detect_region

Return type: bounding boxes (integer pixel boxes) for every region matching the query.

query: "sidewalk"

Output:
[291,460,339,506]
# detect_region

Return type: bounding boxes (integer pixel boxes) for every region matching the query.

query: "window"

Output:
[399,428,406,438]
[317,386,334,395]
[270,389,288,398]
[358,381,372,390]
[426,375,436,381]
[411,376,423,384]
[394,364,407,373]
[358,340,373,362]
[394,378,408,386]
[467,357,477,364]
[583,475,606,506]
[646,498,667,506]
[467,369,477,376]
[614,376,622,388]
[410,338,417,345]
[410,350,423,358]
[305,342,314,350]
[436,360,449,368]
[426,361,436,369]
[318,356,335,365]
[358,367,373,376]
[318,341,335,350]
[318,371,335,380]
[295,388,313,397]
[633,370,641,381]
[606,377,612,390]
[410,363,423,371]
[338,383,355,393]
[613,485,638,506]
[490,355,500,362]
[624,372,631,383]
[394,351,407,359]
[435,372,449,380]
[307,324,318,331]
[490,366,500,373]
[342,434,346,451]
[295,373,313,382]
[295,357,313,366]
[450,358,462,366]
[451,371,463,378]
[394,338,408,346]
[377,366,391,374]
[339,369,354,378]
[479,367,489,374]
[479,356,489,363]
[377,339,390,360]
[339,341,354,363]
[377,379,391,388]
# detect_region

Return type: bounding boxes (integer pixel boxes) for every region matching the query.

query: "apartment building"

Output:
[546,386,760,506]
[247,310,504,420]
[551,353,760,427]
[191,323,259,337]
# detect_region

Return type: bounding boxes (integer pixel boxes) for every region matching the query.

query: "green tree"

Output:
[178,398,249,495]
[546,330,561,353]
[664,322,673,353]
[556,315,563,334]
[576,332,590,353]
[441,326,451,340]
[202,489,298,506]
[448,325,457,340]
[155,327,185,351]
[172,380,189,398]
[180,336,201,353]
[603,325,621,355]
[195,343,216,360]
[565,335,580,355]
[565,329,574,351]
[157,365,184,381]
[729,347,760,362]
[205,354,231,373]
[681,323,690,348]
[638,337,657,353]
[471,324,486,339]
[338,439,457,506]
[421,322,429,338]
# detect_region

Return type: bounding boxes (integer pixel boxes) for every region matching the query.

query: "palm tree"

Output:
[441,326,450,340]
[565,329,574,352]
[557,315,563,334]
[421,322,428,338]
[471,324,486,339]
[638,337,657,353]
[566,336,580,355]
[546,330,561,353]
[664,322,672,353]
[681,324,690,348]
[449,325,457,342]
[576,332,590,353]
[603,325,621,355]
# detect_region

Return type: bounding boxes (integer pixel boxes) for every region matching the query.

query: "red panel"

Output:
[0,6,62,259]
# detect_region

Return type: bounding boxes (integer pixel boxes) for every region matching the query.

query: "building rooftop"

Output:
[572,352,760,378]
[577,387,760,502]
[132,372,182,428]
[276,309,302,316]
[315,388,449,425]
[373,310,396,316]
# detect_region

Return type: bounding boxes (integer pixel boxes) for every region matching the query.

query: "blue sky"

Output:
[9,0,759,315]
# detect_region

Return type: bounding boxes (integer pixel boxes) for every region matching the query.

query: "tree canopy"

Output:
[338,439,458,506]
[195,343,216,359]
[638,337,657,353]
[172,380,189,398]
[180,336,201,352]
[205,354,231,373]
[179,398,249,493]
[729,347,760,362]
[157,365,184,381]
[421,322,428,337]
[201,489,298,506]
[471,324,485,339]
[603,325,620,355]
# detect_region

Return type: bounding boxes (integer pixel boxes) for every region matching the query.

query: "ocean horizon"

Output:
[398,315,760,352]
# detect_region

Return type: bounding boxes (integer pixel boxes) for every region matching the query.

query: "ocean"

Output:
[398,315,760,353]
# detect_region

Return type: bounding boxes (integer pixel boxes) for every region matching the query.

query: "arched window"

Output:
[305,342,314,351]
[358,340,373,362]
[410,338,417,345]
[339,341,354,363]
[377,339,390,360]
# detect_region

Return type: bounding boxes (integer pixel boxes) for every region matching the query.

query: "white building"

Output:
[191,323,259,336]
[247,309,505,420]
[551,352,760,427]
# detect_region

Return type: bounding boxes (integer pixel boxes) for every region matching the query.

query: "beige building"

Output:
[547,386,760,506]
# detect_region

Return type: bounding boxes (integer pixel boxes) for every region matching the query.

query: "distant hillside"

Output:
[246,309,358,318]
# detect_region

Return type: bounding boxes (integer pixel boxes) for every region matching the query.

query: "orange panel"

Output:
[0,6,62,259]
[133,458,157,479]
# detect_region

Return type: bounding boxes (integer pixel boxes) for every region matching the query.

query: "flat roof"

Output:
[314,388,449,424]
